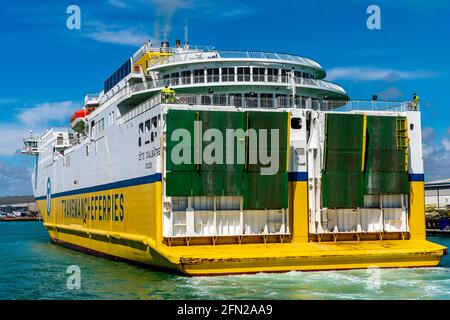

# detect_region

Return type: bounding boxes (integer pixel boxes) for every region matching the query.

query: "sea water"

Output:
[0,221,449,300]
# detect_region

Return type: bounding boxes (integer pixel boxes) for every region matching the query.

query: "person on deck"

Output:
[161,85,171,103]
[413,93,420,111]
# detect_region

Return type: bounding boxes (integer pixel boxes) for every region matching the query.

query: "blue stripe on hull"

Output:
[35,171,422,200]
[408,173,425,182]
[288,172,308,182]
[35,173,162,200]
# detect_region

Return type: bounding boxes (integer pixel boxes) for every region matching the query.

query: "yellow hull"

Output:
[45,224,445,275]
[36,179,447,275]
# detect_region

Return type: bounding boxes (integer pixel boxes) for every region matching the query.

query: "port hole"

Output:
[291,117,302,129]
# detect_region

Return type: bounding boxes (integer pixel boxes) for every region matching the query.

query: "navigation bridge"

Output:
[95,41,348,114]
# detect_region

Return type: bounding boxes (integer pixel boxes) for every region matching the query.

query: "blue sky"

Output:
[0,0,449,196]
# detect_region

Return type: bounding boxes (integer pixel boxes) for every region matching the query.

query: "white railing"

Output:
[117,94,162,125]
[116,94,418,125]
[168,95,415,112]
[101,74,347,109]
[146,49,323,70]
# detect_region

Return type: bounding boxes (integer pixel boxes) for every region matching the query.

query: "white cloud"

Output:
[377,87,404,101]
[0,160,33,196]
[327,67,437,82]
[422,133,450,181]
[86,28,151,46]
[0,101,79,156]
[108,0,128,8]
[422,127,436,143]
[442,138,450,152]
[17,101,78,127]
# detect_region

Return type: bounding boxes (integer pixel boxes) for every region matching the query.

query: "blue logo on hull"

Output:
[46,178,51,216]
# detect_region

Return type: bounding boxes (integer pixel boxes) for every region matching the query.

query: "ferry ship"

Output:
[23,39,447,275]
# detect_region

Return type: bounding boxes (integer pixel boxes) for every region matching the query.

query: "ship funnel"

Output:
[160,41,169,53]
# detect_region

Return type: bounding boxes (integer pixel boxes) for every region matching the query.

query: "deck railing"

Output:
[100,74,347,107]
[146,49,323,70]
[117,93,418,125]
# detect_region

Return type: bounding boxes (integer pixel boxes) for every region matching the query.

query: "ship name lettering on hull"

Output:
[61,193,125,222]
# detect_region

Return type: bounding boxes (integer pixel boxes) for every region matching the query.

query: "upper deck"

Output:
[145,47,326,78]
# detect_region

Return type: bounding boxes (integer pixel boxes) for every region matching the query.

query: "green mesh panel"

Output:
[322,114,364,208]
[363,116,408,195]
[165,109,289,209]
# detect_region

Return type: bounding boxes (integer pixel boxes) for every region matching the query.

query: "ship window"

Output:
[267,68,278,82]
[207,68,219,82]
[152,116,157,128]
[213,94,226,105]
[181,70,191,84]
[303,72,310,78]
[138,137,142,147]
[229,94,242,107]
[157,114,161,127]
[244,93,258,108]
[260,93,274,108]
[222,68,235,82]
[139,123,144,134]
[201,95,212,105]
[237,67,250,81]
[151,132,154,142]
[85,146,89,156]
[253,68,265,82]
[145,120,150,132]
[281,69,289,82]
[276,94,289,108]
[194,69,205,83]
[291,117,302,129]
[410,123,414,131]
[171,72,180,85]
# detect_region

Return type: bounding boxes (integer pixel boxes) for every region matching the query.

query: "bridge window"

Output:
[171,72,180,85]
[237,67,250,81]
[260,93,274,108]
[229,94,242,107]
[181,70,191,85]
[268,68,279,82]
[244,93,258,108]
[281,69,289,82]
[194,69,205,83]
[253,67,265,82]
[207,68,219,82]
[222,68,235,82]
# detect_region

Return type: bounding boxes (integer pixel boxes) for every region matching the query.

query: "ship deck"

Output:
[159,240,447,275]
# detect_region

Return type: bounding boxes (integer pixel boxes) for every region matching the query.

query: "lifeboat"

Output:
[70,106,96,133]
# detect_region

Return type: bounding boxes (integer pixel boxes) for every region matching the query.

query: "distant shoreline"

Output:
[0,217,40,222]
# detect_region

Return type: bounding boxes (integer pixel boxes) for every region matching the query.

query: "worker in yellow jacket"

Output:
[161,85,171,103]
[161,85,176,103]
[413,93,419,111]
